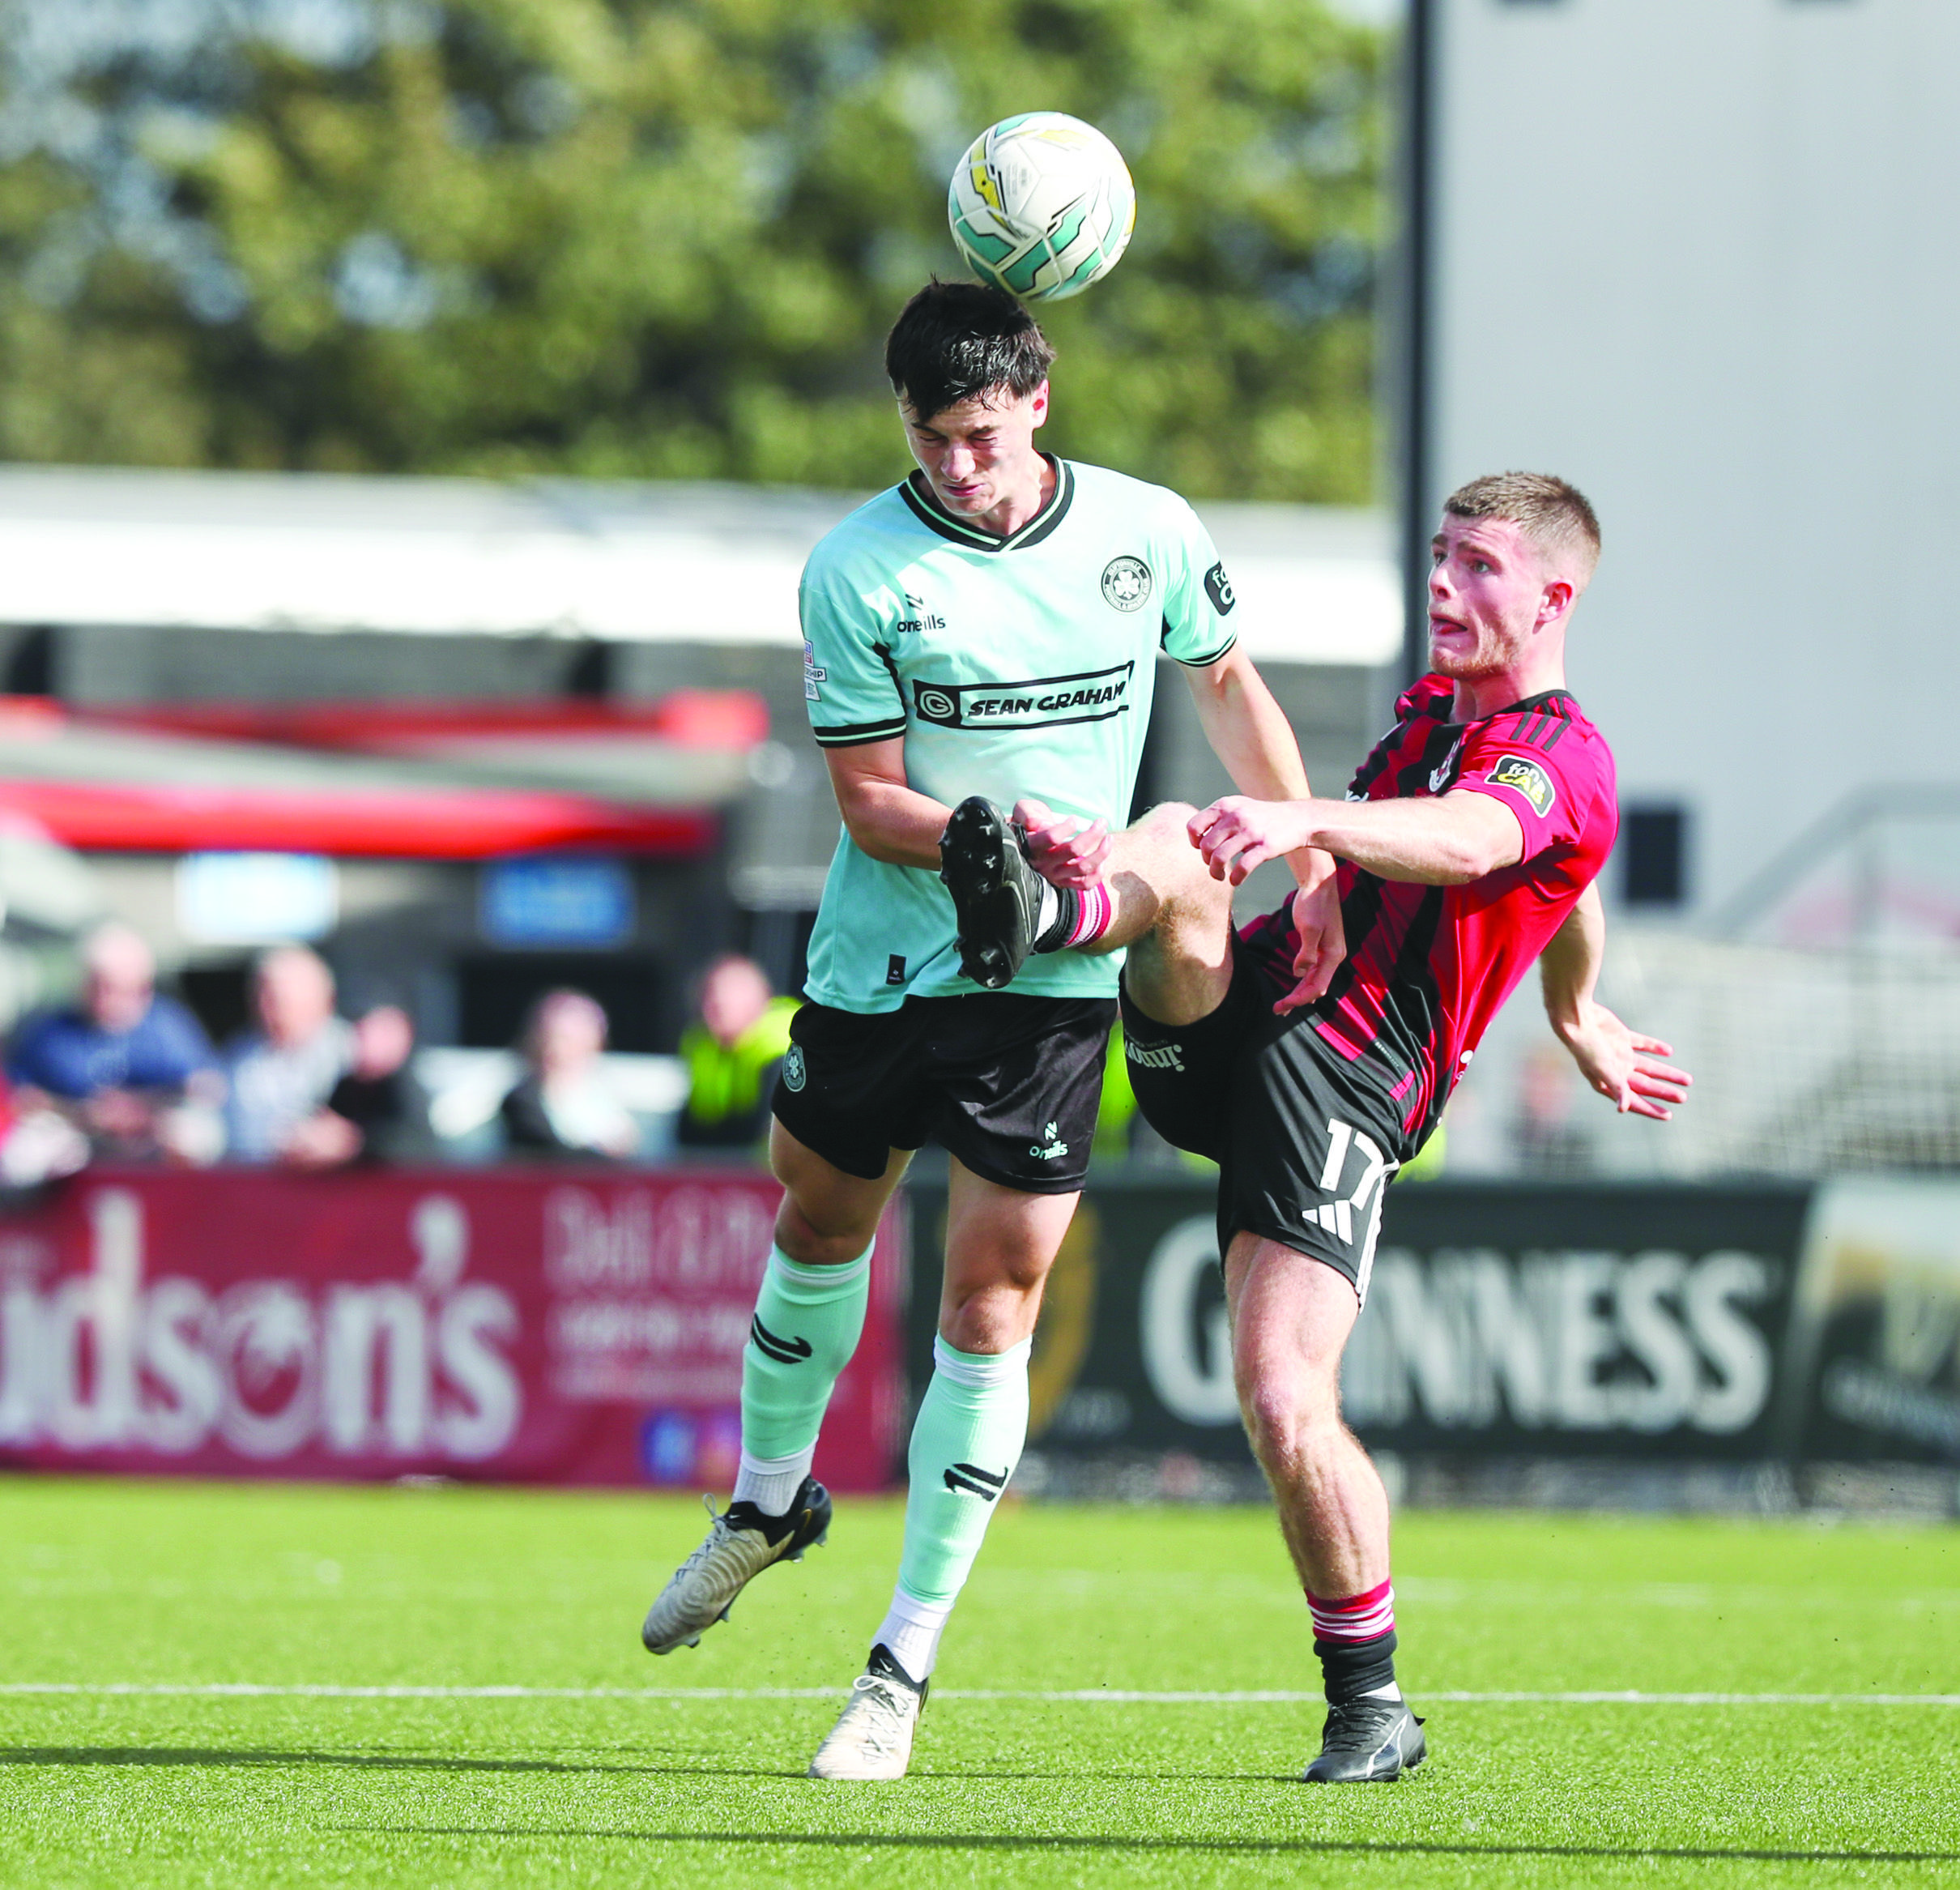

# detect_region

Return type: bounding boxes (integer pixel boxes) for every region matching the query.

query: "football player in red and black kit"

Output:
[950,471,1689,1783]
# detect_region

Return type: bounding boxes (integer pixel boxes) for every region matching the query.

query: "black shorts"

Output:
[1119,937,1412,1302]
[772,993,1115,1194]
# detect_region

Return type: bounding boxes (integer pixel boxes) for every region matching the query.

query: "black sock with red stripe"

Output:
[1033,881,1113,954]
[1309,1578,1402,1704]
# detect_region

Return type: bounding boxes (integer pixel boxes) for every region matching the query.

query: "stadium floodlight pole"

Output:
[1397,0,1438,691]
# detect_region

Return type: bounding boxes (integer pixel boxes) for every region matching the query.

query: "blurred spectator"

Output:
[501,988,638,1161]
[0,1069,89,1188]
[326,1004,438,1164]
[675,954,796,1156]
[7,921,222,1165]
[1515,1046,1591,1175]
[222,945,355,1166]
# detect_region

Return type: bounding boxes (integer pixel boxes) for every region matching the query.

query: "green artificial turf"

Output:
[0,1477,1955,1888]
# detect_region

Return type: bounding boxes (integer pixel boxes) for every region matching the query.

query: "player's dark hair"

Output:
[1444,471,1602,585]
[885,280,1055,424]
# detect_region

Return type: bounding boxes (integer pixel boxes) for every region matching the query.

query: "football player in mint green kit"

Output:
[640,280,1343,1779]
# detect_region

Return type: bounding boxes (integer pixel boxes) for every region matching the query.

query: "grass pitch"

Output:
[1,1478,1955,1887]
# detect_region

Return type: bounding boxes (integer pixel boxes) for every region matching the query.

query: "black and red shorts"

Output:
[1118,933,1413,1303]
[772,992,1114,1195]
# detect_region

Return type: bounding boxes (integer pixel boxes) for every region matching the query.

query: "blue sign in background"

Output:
[480,856,634,948]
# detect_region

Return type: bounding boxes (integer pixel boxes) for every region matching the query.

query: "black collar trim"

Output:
[898,456,1074,552]
[1432,685,1580,729]
[1495,689,1578,719]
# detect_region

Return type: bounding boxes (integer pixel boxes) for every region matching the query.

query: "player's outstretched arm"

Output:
[1539,883,1693,1120]
[1190,790,1524,887]
[823,739,954,872]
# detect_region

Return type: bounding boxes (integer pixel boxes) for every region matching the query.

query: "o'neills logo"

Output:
[913,661,1135,731]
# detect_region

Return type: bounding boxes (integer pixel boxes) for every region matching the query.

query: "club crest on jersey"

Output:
[1486,753,1557,817]
[1428,736,1464,795]
[911,661,1134,730]
[1101,556,1153,612]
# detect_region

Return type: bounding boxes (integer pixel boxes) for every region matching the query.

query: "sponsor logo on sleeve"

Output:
[1101,557,1153,612]
[802,639,826,702]
[1485,753,1557,818]
[1204,561,1237,614]
[911,661,1135,730]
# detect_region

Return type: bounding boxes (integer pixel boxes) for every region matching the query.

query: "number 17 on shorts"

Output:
[1306,1118,1398,1304]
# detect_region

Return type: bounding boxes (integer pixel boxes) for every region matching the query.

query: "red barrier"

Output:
[0,1167,906,1491]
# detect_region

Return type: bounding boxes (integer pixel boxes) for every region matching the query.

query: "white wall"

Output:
[1429,0,1960,923]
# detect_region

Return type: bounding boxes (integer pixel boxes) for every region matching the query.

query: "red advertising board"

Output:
[0,1167,905,1491]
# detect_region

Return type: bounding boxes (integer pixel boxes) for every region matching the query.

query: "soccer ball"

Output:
[947,112,1136,302]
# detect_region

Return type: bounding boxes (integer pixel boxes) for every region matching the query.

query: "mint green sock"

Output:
[894,1335,1032,1606]
[739,1244,871,1462]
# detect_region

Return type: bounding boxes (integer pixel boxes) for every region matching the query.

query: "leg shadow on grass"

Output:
[0,1748,797,1781]
[359,1828,1960,1868]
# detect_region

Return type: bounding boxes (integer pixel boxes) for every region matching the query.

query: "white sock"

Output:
[1360,1679,1404,1701]
[733,1445,815,1517]
[1035,877,1059,938]
[874,1585,957,1683]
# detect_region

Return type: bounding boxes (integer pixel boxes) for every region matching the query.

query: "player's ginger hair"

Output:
[1444,471,1601,591]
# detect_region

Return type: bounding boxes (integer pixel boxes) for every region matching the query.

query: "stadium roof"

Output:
[0,698,751,857]
[0,464,1400,668]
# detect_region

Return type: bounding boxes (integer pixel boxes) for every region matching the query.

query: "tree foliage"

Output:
[0,0,1386,499]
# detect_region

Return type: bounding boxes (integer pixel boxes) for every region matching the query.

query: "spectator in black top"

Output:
[326,1005,438,1164]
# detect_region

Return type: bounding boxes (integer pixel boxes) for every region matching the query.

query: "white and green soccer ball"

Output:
[947,112,1136,302]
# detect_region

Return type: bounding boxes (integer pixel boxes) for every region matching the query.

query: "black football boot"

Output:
[1302,1696,1427,1782]
[939,796,1049,990]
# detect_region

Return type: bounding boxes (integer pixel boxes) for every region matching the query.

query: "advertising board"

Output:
[1781,1175,1960,1465]
[0,1167,904,1491]
[905,1180,1812,1465]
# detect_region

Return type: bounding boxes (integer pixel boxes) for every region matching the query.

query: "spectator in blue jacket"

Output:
[8,921,222,1163]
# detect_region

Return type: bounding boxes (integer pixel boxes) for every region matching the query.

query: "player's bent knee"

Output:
[769,1125,897,1263]
[1236,1363,1344,1466]
[1135,799,1197,833]
[773,1196,878,1267]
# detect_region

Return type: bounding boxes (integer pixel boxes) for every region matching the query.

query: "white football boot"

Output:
[806,1645,928,1781]
[640,1477,831,1656]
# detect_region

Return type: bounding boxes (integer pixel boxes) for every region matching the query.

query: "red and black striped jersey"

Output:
[1241,673,1617,1149]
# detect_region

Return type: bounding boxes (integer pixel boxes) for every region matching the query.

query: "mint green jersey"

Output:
[799,457,1238,1013]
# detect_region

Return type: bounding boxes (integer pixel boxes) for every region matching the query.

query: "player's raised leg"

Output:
[808,1158,1079,1780]
[640,1122,905,1655]
[941,794,1242,992]
[1226,1233,1424,1781]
